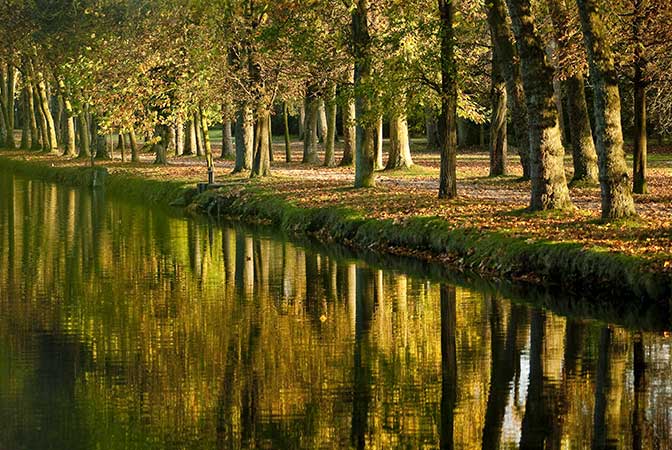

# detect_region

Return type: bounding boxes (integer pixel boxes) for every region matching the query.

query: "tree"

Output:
[576,0,637,218]
[438,0,458,199]
[505,0,573,210]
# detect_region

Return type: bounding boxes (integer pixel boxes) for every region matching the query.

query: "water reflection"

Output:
[0,173,671,449]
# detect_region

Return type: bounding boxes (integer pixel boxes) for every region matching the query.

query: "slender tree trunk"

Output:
[576,0,637,218]
[24,76,39,150]
[20,90,30,150]
[221,105,234,159]
[438,0,458,199]
[298,102,305,141]
[302,91,320,164]
[352,0,376,188]
[233,105,253,173]
[317,99,328,143]
[35,72,58,152]
[283,102,292,162]
[487,0,531,179]
[548,0,598,184]
[77,112,90,158]
[268,113,273,162]
[57,79,76,157]
[194,111,203,157]
[199,104,214,182]
[120,131,126,162]
[34,87,49,152]
[0,63,17,149]
[505,0,572,210]
[632,0,647,194]
[340,69,356,166]
[386,110,414,170]
[175,120,184,156]
[374,116,384,170]
[324,83,337,166]
[129,129,139,162]
[489,42,508,177]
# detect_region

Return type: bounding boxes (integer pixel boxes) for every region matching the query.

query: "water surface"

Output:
[0,172,670,449]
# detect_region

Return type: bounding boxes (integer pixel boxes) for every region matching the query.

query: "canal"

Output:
[0,172,670,449]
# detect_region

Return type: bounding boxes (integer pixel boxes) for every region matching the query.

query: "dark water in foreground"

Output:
[0,172,671,450]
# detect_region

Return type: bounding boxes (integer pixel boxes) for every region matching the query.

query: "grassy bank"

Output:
[1,151,670,306]
[191,184,671,303]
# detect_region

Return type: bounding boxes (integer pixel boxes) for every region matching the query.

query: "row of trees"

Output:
[1,0,671,218]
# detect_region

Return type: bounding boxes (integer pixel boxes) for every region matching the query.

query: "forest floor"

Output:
[2,138,671,270]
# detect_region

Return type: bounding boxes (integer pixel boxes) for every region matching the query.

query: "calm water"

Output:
[0,172,671,450]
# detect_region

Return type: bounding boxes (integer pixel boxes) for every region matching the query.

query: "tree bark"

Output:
[184,119,196,156]
[77,112,91,158]
[487,0,531,179]
[221,105,234,159]
[576,0,637,218]
[35,71,58,152]
[194,111,203,156]
[489,42,508,177]
[0,64,16,149]
[386,110,414,170]
[283,102,292,162]
[153,124,168,165]
[302,90,320,164]
[324,83,337,167]
[175,120,184,156]
[233,105,253,173]
[199,104,215,182]
[438,0,458,199]
[24,75,39,150]
[129,129,139,162]
[632,0,647,194]
[317,99,328,143]
[352,0,376,188]
[374,116,384,170]
[251,107,271,177]
[548,0,599,184]
[505,0,572,210]
[340,70,356,166]
[20,90,30,150]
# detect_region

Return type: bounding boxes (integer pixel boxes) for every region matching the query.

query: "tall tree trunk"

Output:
[221,105,234,159]
[129,129,139,162]
[298,102,305,141]
[317,99,328,143]
[489,42,508,177]
[199,104,215,182]
[576,0,637,218]
[632,0,647,194]
[77,112,90,158]
[374,116,384,170]
[251,107,271,177]
[20,90,30,150]
[340,70,356,166]
[324,83,337,166]
[283,102,292,162]
[548,0,598,184]
[268,113,273,162]
[386,110,414,170]
[438,0,458,199]
[120,131,127,162]
[34,87,49,152]
[24,76,39,150]
[183,119,195,156]
[233,105,253,173]
[0,64,16,149]
[302,91,320,164]
[194,111,203,157]
[35,71,58,152]
[505,0,572,210]
[352,0,376,188]
[57,79,76,157]
[487,0,531,179]
[175,120,184,156]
